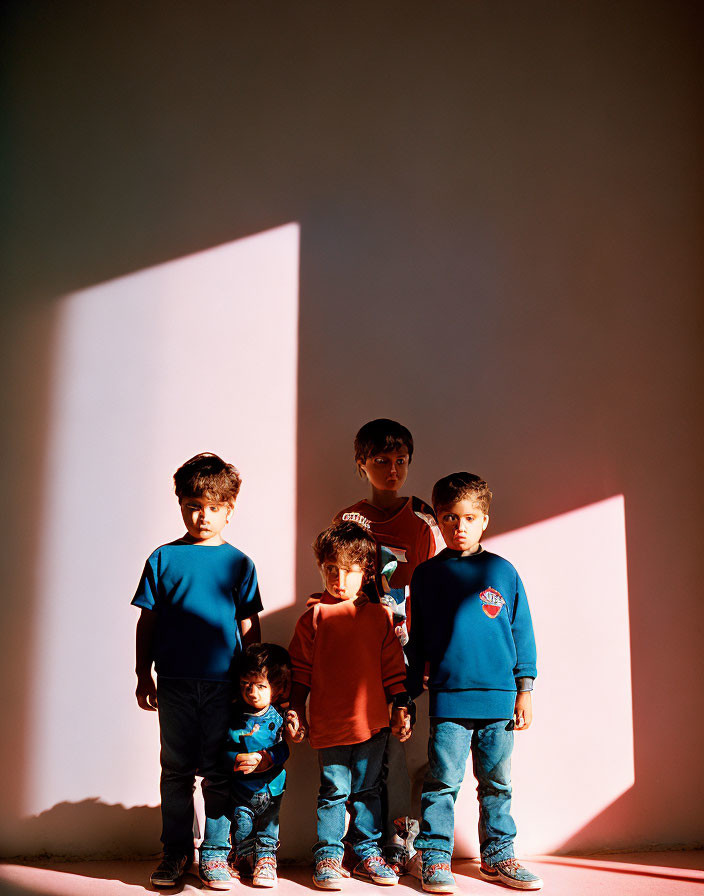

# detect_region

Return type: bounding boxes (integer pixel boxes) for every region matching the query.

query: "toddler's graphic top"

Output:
[226,703,288,797]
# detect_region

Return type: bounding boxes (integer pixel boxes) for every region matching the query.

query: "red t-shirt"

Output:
[335,496,444,592]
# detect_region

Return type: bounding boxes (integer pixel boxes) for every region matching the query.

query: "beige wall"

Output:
[2,1,702,858]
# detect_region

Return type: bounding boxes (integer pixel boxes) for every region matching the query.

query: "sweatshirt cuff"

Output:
[515,677,534,692]
[384,681,407,699]
[266,741,290,767]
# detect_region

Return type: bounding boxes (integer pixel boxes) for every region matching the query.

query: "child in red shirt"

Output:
[288,522,412,890]
[335,420,442,871]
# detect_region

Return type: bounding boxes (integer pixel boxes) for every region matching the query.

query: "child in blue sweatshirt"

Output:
[405,473,542,893]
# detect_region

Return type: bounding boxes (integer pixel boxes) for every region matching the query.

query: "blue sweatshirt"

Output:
[405,547,537,719]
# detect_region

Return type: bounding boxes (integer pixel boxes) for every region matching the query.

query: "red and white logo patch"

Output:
[479,587,505,618]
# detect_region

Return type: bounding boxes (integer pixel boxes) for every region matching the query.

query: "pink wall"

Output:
[1,1,702,858]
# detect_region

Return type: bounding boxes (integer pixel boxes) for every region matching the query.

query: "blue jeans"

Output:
[415,719,516,866]
[157,678,232,859]
[204,785,283,861]
[232,785,283,859]
[315,729,389,861]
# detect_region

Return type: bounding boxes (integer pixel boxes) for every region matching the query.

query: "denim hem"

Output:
[420,847,452,863]
[414,839,453,855]
[199,847,229,867]
[481,845,515,866]
[201,843,230,853]
[354,845,383,861]
[313,846,344,861]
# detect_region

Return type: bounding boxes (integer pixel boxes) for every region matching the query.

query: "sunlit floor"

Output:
[0,852,702,896]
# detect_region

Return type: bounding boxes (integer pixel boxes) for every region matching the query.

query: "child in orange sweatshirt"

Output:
[288,521,413,890]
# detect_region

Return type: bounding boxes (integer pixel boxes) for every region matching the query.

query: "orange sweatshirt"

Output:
[288,591,407,750]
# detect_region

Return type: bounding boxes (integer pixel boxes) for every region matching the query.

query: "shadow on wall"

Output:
[7,800,160,861]
[8,603,321,862]
[0,227,300,858]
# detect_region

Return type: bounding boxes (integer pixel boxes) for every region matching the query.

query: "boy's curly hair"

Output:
[432,472,493,515]
[313,521,377,579]
[354,418,414,465]
[239,643,292,702]
[173,452,242,503]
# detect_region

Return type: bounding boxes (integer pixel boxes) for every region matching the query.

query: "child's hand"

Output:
[136,673,158,711]
[287,707,307,742]
[285,709,306,743]
[390,707,412,742]
[234,751,271,774]
[514,691,533,730]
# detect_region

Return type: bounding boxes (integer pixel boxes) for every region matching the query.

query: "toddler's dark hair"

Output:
[432,472,493,514]
[313,521,377,580]
[354,419,414,465]
[239,643,292,701]
[174,452,242,503]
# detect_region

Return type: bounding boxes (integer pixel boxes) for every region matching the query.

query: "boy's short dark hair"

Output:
[432,472,493,515]
[313,521,377,579]
[174,452,242,503]
[239,642,292,701]
[354,419,414,464]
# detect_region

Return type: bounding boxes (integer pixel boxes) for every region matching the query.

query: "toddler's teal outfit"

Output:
[221,703,289,862]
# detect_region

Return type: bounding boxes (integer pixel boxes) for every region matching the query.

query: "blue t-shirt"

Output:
[132,539,263,681]
[225,703,288,797]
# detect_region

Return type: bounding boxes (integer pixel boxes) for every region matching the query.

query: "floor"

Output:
[0,852,702,896]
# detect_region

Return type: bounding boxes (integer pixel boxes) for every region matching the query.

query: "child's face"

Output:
[320,559,365,601]
[358,449,410,494]
[240,672,272,712]
[180,495,232,543]
[436,498,489,554]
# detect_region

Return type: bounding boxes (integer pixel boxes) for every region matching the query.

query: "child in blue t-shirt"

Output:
[207,643,300,888]
[132,453,263,890]
[405,473,542,893]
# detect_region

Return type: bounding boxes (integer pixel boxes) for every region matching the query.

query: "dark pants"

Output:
[157,677,232,858]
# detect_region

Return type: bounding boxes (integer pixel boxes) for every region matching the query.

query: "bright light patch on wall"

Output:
[452,495,633,856]
[26,224,300,817]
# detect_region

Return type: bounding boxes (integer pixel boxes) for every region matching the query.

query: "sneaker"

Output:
[200,857,235,890]
[150,854,190,887]
[312,856,349,890]
[479,858,543,890]
[383,851,406,877]
[421,853,456,894]
[353,854,398,886]
[253,855,277,888]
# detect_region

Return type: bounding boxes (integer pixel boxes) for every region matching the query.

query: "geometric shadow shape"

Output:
[453,496,633,856]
